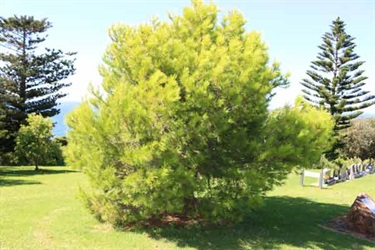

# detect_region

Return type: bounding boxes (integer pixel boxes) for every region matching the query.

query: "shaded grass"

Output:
[0,178,41,187]
[0,167,76,177]
[136,197,373,250]
[0,167,75,187]
[0,166,374,249]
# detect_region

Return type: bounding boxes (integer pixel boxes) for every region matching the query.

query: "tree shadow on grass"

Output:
[133,196,374,250]
[0,167,77,177]
[0,178,42,187]
[0,167,77,187]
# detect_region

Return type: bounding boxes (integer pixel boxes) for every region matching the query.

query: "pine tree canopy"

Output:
[64,0,334,225]
[0,15,76,158]
[301,17,375,131]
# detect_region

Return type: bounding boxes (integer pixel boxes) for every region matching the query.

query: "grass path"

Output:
[0,166,374,250]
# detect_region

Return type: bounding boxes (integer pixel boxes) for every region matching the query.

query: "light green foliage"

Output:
[312,154,337,170]
[65,1,333,225]
[15,114,59,170]
[263,98,335,182]
[336,157,362,167]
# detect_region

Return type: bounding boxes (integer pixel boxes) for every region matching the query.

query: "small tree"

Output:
[15,114,57,170]
[0,15,76,157]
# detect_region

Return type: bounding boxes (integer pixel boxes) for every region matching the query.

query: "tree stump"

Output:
[345,193,375,237]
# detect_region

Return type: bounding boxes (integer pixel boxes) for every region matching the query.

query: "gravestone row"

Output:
[323,162,375,186]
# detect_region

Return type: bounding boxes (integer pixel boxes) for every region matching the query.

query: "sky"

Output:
[1,0,375,115]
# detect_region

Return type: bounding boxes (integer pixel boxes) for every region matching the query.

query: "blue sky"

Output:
[1,0,375,114]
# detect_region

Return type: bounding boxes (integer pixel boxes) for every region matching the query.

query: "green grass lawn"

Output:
[0,166,374,250]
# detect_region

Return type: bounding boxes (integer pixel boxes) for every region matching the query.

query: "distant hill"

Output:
[51,102,80,137]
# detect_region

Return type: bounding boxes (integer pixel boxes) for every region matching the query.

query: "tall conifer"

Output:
[301,17,374,131]
[0,15,76,157]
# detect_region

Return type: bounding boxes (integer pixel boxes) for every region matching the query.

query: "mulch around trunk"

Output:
[320,215,375,243]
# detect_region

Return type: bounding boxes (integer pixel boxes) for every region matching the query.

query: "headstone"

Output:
[345,193,375,237]
[368,163,375,174]
[341,172,347,181]
[349,164,355,180]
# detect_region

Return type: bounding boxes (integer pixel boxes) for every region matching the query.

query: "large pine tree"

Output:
[301,17,374,132]
[64,0,334,225]
[0,15,76,158]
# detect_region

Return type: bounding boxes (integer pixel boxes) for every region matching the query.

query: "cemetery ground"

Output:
[0,166,374,250]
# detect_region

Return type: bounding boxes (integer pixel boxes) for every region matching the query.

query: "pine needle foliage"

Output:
[65,0,334,225]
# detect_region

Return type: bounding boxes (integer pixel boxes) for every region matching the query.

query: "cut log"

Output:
[345,193,375,237]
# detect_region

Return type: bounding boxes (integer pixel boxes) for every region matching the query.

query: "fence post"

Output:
[319,169,323,189]
[300,169,304,186]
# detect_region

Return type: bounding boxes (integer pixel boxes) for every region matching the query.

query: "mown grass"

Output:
[0,166,374,250]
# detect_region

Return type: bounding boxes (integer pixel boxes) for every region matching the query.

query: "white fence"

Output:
[300,169,329,189]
